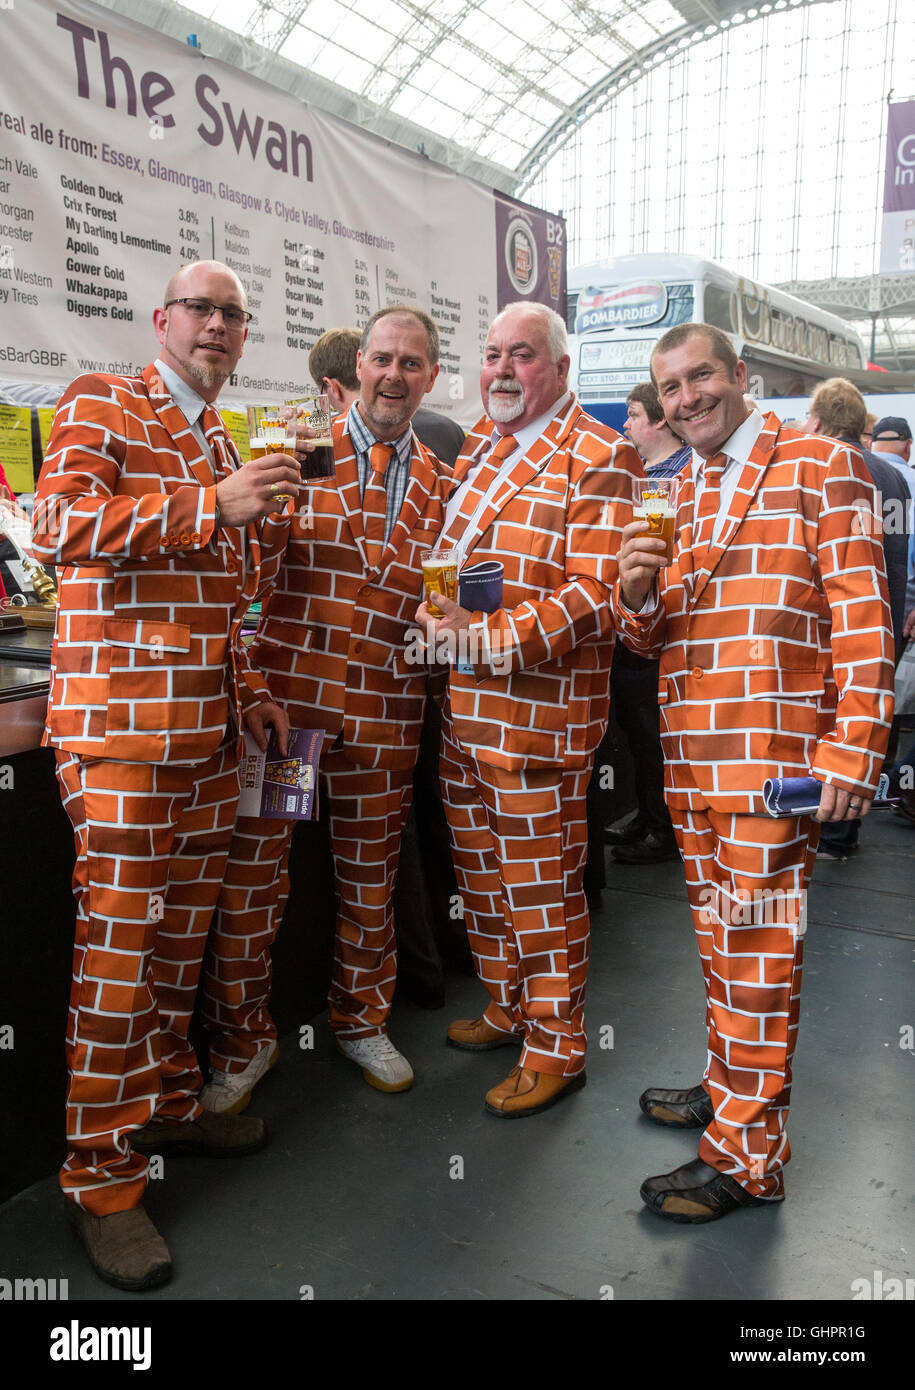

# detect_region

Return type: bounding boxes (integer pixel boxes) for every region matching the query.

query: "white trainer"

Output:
[336,1034,414,1093]
[199,1040,279,1115]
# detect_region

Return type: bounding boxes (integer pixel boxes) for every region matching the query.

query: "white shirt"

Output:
[443,391,572,562]
[628,408,763,615]
[690,408,764,543]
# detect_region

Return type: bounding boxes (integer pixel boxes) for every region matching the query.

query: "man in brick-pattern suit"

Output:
[203,306,451,1104]
[615,323,894,1222]
[415,301,643,1118]
[32,260,302,1290]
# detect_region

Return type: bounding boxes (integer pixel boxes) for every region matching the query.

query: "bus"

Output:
[567,253,913,431]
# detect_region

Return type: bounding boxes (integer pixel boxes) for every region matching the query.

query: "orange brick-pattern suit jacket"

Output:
[33,364,283,763]
[250,412,452,768]
[439,396,643,772]
[613,415,895,812]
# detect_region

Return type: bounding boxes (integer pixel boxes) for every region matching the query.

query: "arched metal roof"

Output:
[102,0,836,195]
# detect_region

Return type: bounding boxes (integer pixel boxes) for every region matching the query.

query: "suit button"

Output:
[692,666,703,678]
[352,641,363,653]
[360,585,372,596]
[226,559,238,574]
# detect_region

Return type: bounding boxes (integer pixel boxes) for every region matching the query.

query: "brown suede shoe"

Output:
[67,1202,172,1292]
[130,1110,266,1158]
[485,1065,587,1118]
[447,1014,522,1051]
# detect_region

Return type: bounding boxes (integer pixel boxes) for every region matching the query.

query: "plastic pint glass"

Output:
[420,548,458,617]
[634,477,676,565]
[246,405,295,459]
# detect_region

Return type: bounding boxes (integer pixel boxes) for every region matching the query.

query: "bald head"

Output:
[163,259,247,311]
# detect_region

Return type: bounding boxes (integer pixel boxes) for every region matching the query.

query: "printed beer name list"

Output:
[284,238,326,352]
[216,217,270,346]
[0,153,46,312]
[62,174,138,324]
[429,283,463,372]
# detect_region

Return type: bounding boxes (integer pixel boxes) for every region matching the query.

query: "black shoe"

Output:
[603,818,645,846]
[640,1156,784,1223]
[612,830,680,864]
[131,1110,267,1158]
[639,1083,713,1128]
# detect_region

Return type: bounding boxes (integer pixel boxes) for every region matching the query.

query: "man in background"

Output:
[871,416,914,496]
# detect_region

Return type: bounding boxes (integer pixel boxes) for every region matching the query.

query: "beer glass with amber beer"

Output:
[246,405,296,460]
[633,477,677,565]
[420,548,458,618]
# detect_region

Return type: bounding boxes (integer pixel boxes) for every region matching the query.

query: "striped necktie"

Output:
[692,451,727,567]
[364,441,394,569]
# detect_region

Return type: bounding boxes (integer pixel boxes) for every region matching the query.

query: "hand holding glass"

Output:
[633,477,676,565]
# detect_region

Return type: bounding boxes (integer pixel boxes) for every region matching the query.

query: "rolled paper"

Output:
[456,561,504,674]
[762,773,895,818]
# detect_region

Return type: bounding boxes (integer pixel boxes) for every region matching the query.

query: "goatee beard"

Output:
[488,385,524,423]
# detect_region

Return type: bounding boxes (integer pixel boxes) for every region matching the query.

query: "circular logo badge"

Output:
[505,217,537,295]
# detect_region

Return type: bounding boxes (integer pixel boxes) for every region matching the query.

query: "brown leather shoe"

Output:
[131,1109,266,1158]
[66,1202,172,1292]
[447,1014,522,1051]
[485,1065,586,1118]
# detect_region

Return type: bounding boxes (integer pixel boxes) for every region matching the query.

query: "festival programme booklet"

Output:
[238,727,323,820]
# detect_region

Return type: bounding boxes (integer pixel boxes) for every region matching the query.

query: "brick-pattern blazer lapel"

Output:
[442,400,575,561]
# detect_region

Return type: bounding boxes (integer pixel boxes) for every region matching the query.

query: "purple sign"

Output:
[880,100,915,273]
[882,99,915,214]
[494,192,567,318]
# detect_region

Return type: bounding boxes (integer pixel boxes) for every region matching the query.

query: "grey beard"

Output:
[488,387,524,423]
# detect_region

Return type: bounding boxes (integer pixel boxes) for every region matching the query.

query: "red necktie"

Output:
[692,451,727,567]
[364,442,394,569]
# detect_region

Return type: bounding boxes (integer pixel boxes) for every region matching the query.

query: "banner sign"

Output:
[0,0,566,423]
[880,99,915,274]
[575,280,668,334]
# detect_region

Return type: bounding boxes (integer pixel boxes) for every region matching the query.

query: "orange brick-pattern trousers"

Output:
[200,813,291,1072]
[211,751,415,1052]
[670,805,818,1198]
[440,712,591,1076]
[54,744,241,1214]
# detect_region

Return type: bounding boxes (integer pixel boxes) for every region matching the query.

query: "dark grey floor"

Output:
[2,809,912,1303]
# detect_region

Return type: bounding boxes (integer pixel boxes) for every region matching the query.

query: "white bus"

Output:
[567,253,912,431]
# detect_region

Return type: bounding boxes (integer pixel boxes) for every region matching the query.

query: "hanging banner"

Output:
[880,99,915,274]
[0,0,566,423]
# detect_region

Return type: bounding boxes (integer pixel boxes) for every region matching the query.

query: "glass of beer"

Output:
[285,394,334,479]
[634,477,677,565]
[420,548,458,617]
[246,405,296,460]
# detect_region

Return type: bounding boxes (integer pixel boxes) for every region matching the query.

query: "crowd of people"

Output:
[16,257,911,1289]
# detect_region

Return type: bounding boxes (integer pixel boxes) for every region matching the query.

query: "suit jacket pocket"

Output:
[103,618,191,653]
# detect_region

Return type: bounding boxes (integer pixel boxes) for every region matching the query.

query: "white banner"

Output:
[0,0,565,422]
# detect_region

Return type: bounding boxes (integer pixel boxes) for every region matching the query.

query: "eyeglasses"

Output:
[164,297,252,329]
